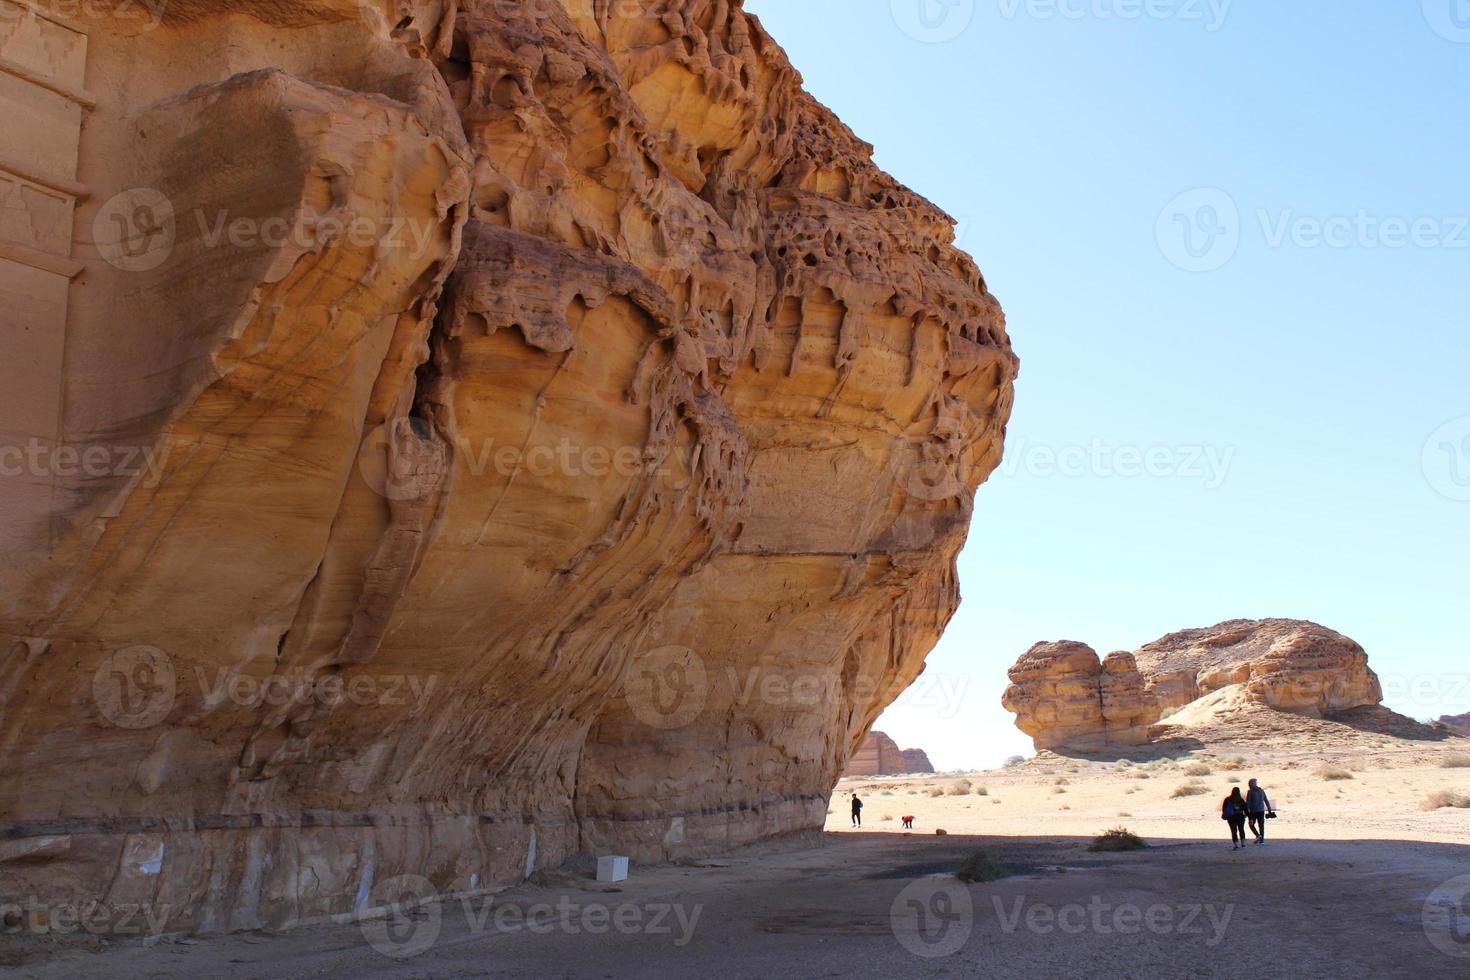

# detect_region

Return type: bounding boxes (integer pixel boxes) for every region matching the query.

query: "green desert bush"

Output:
[955,849,1009,883]
[1089,827,1147,852]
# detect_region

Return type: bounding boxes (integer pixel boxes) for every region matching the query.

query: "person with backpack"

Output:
[1246,778,1274,843]
[850,793,863,827]
[1221,787,1248,849]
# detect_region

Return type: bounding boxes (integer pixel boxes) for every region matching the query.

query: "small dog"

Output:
[901,815,914,829]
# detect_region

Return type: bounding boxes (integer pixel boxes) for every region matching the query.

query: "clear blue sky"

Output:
[746,0,1470,769]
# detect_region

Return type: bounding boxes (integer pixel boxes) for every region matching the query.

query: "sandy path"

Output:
[5,830,1466,979]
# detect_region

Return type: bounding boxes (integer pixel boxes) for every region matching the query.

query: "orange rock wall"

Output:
[0,0,1014,933]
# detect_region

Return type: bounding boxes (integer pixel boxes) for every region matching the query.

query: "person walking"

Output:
[1245,778,1274,843]
[850,793,863,827]
[1222,787,1248,850]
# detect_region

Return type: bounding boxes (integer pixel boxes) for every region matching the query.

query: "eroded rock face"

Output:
[1001,642,1159,750]
[0,0,1014,933]
[845,731,934,775]
[1004,620,1384,752]
[1136,619,1383,719]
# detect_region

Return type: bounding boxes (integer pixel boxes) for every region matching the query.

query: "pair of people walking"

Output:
[1221,778,1274,849]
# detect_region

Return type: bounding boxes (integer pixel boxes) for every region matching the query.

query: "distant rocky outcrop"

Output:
[1001,642,1159,750]
[1439,713,1470,735]
[846,731,935,775]
[1003,619,1385,752]
[1136,619,1382,718]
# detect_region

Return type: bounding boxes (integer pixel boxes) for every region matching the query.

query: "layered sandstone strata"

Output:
[0,0,1015,933]
[1001,642,1159,750]
[845,731,935,775]
[1136,619,1383,718]
[1003,620,1385,752]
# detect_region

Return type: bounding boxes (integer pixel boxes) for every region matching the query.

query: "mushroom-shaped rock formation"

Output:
[1001,642,1161,750]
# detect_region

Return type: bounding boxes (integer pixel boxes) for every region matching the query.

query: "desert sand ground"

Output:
[5,726,1468,979]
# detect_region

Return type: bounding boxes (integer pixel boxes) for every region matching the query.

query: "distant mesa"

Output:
[1440,712,1470,735]
[845,731,934,775]
[1002,619,1392,752]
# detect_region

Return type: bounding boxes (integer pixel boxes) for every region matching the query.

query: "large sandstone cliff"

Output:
[0,0,1014,932]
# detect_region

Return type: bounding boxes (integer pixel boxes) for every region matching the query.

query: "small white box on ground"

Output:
[596,855,629,882]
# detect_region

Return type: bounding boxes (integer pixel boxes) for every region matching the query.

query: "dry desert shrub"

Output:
[1171,782,1209,798]
[928,787,945,798]
[1183,763,1213,776]
[1318,766,1354,781]
[1441,754,1470,769]
[1089,827,1147,852]
[1053,776,1070,785]
[974,785,989,796]
[948,779,973,796]
[1422,790,1470,810]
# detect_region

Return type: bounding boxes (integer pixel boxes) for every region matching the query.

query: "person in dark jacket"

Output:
[850,793,863,827]
[1246,778,1273,843]
[1222,787,1248,849]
